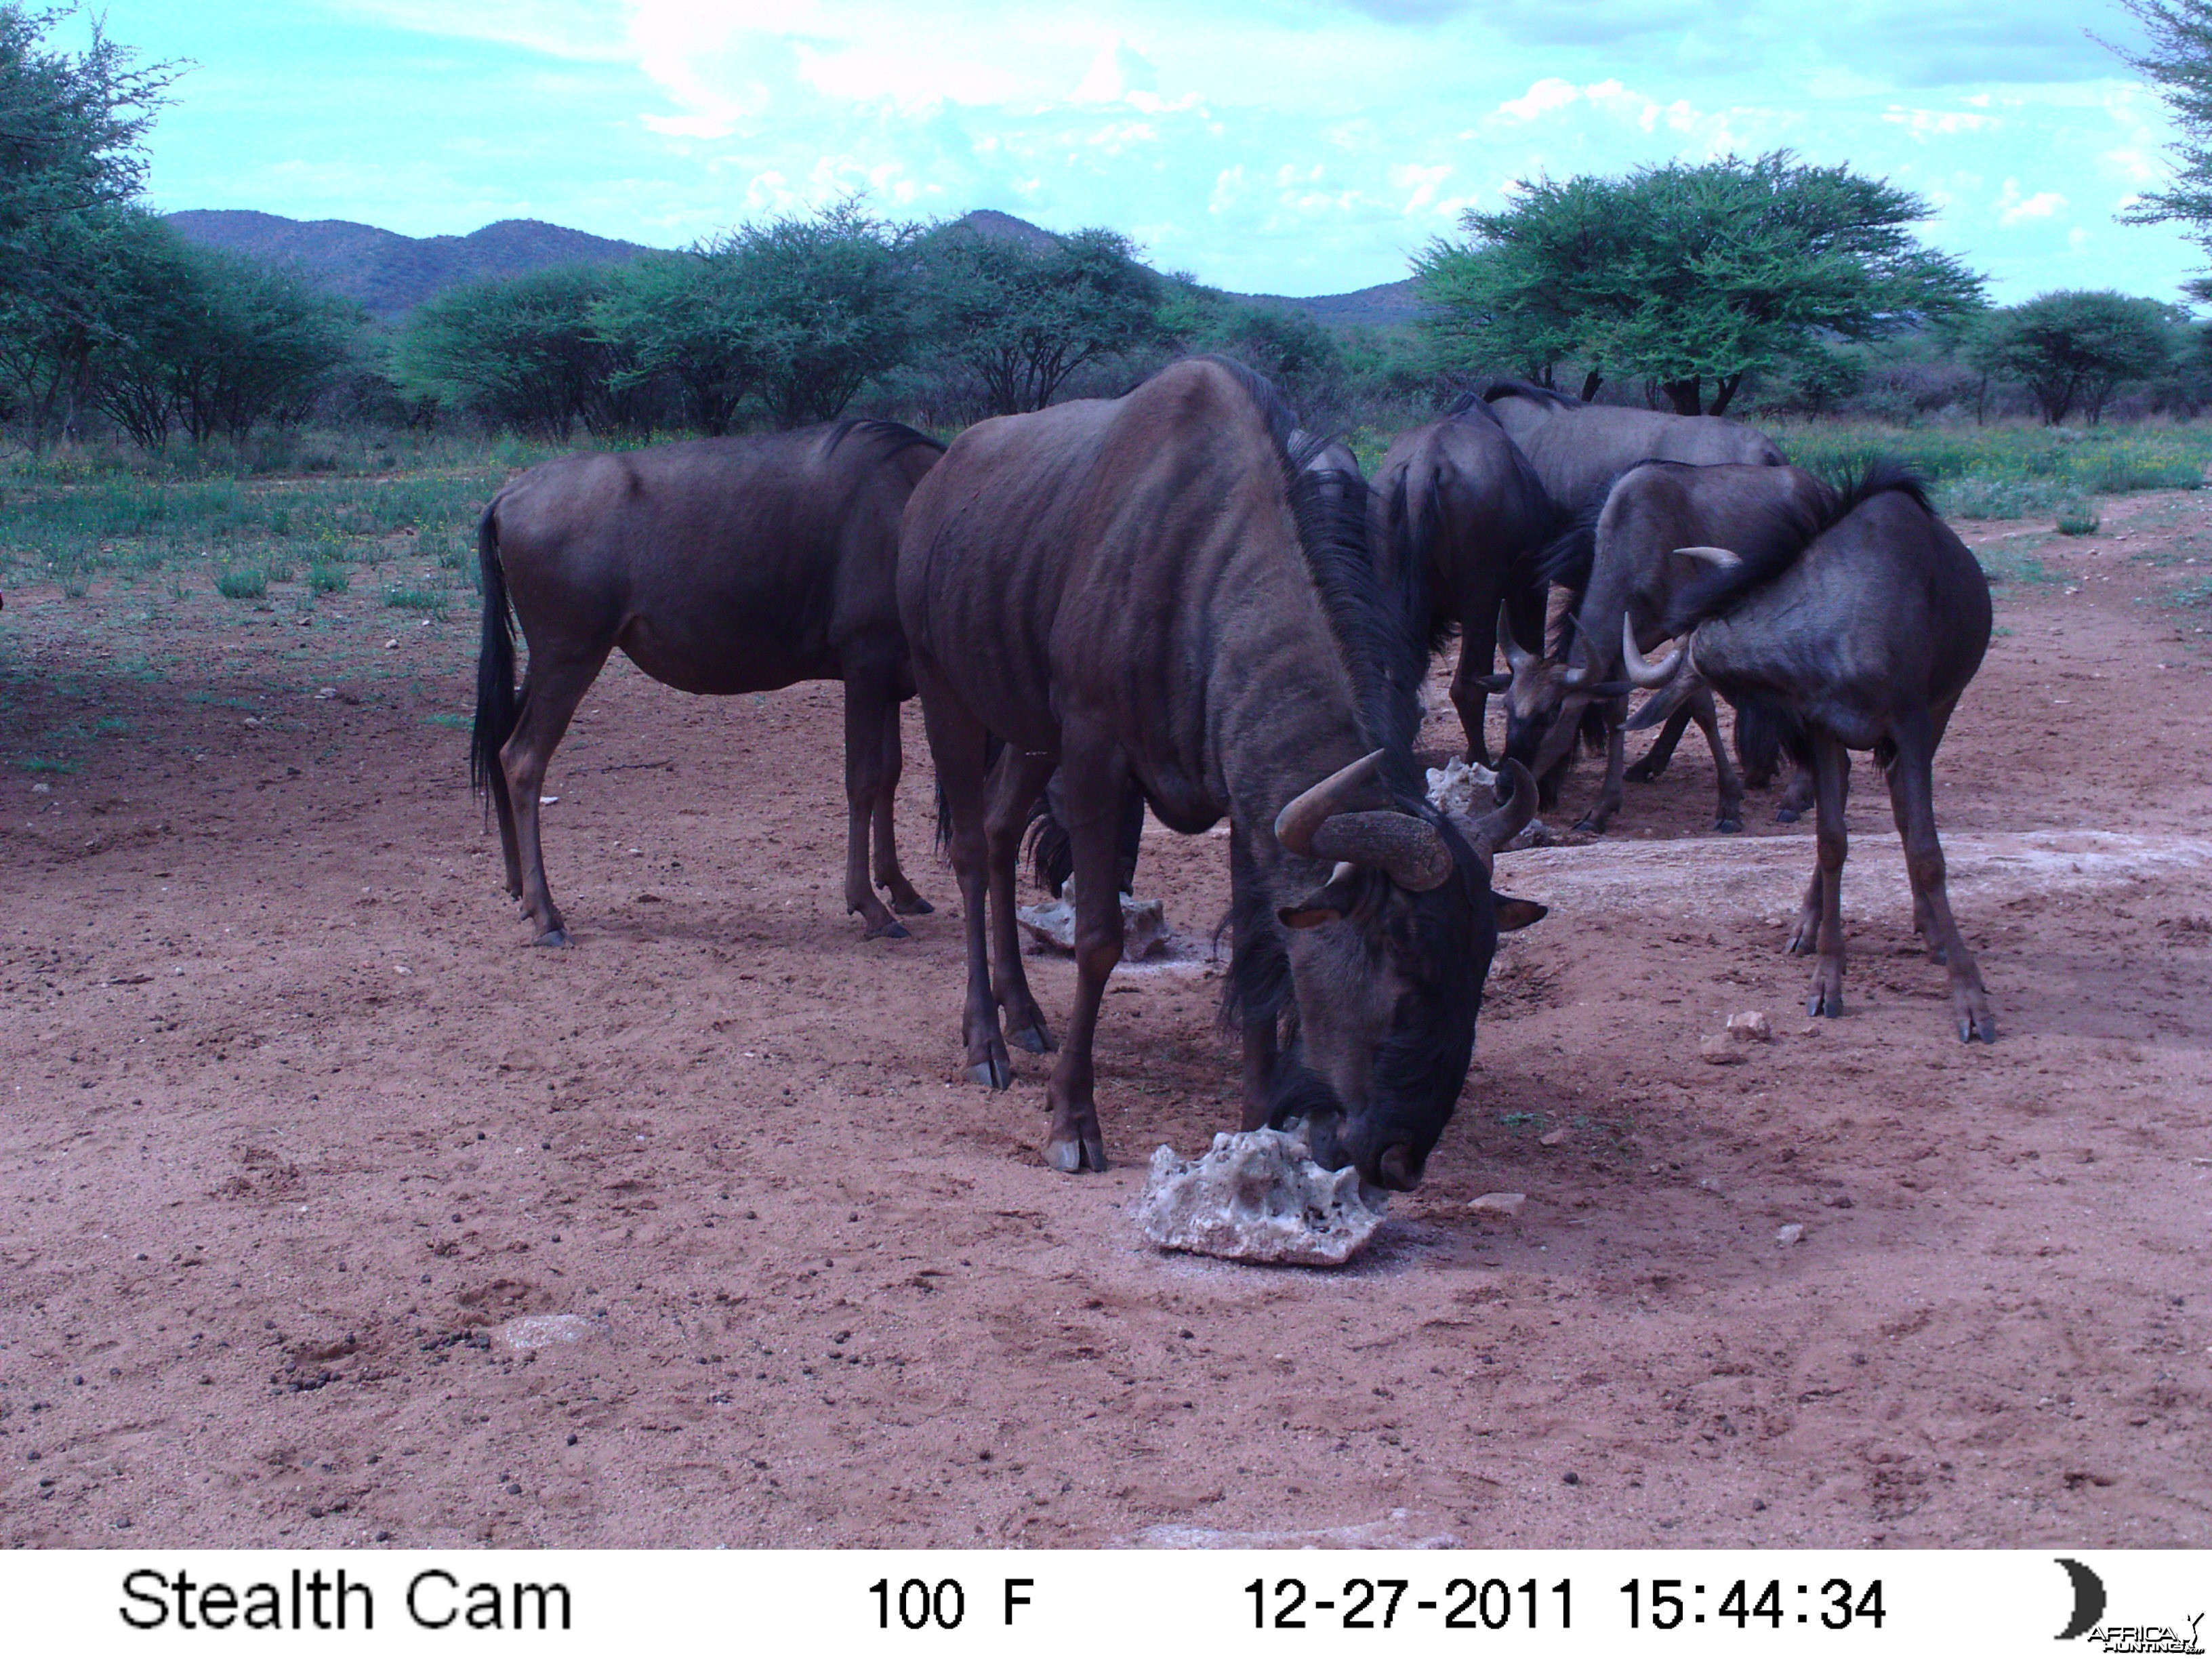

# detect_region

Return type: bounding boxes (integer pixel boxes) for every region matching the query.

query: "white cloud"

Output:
[1996,177,2066,224]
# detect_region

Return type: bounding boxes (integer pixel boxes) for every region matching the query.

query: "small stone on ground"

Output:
[1137,1128,1387,1266]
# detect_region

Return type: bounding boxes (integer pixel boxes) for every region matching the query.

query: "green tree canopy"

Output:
[0,3,178,447]
[1415,151,1986,415]
[915,223,1159,414]
[396,265,649,438]
[2106,2,2212,263]
[1967,290,2182,425]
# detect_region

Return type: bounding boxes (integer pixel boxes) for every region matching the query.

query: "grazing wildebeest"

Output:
[472,421,943,947]
[899,357,1545,1185]
[1622,463,1996,1042]
[1369,393,1561,766]
[1481,379,1784,514]
[1496,459,1839,833]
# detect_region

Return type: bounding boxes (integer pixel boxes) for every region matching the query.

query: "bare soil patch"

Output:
[3,491,2210,1547]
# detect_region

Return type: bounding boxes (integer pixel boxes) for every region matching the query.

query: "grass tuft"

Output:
[214,567,268,600]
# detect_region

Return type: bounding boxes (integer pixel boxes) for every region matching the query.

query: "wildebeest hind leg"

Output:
[872,702,932,916]
[1624,697,1692,783]
[916,672,1009,1088]
[1691,688,1745,832]
[1806,734,1851,1018]
[1573,710,1627,834]
[1042,736,1127,1172]
[501,642,610,947]
[1889,714,1995,1042]
[840,677,908,939]
[985,747,1057,1055]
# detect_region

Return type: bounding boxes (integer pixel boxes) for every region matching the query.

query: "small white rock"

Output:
[1425,756,1500,819]
[1467,1191,1527,1217]
[1138,1129,1387,1266]
[30,782,50,794]
[383,638,398,649]
[315,687,337,699]
[539,795,558,806]
[1727,1010,1774,1042]
[1776,1223,1807,1246]
[1698,1033,1746,1065]
[1017,877,1169,959]
[495,1313,598,1351]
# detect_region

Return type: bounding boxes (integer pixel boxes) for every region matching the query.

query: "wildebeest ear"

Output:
[1580,679,1633,699]
[1475,670,1513,692]
[1492,894,1547,931]
[1279,863,1361,928]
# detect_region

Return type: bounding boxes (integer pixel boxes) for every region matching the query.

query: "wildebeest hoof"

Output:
[1715,816,1742,834]
[1807,988,1843,1019]
[890,893,935,916]
[864,916,910,940]
[1775,806,1800,823]
[968,1053,1011,1090]
[533,927,571,948]
[1045,1134,1109,1173]
[1572,816,1605,835]
[1009,1023,1054,1055]
[1625,762,1661,784]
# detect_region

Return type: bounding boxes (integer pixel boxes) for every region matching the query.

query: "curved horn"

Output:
[1496,602,1535,674]
[1275,750,1383,859]
[1453,759,1537,856]
[1622,611,1687,689]
[1674,544,1742,568]
[1557,621,1597,690]
[1312,811,1455,891]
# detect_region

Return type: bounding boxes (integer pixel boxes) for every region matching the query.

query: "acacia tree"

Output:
[917,224,1158,414]
[2107,1,2212,266]
[1968,291,2180,425]
[0,3,177,448]
[396,266,652,437]
[1418,152,1984,414]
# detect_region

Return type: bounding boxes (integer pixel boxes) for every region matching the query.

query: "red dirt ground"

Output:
[3,491,2210,1549]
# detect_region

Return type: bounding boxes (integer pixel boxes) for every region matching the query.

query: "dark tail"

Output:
[1732,695,1810,785]
[470,499,518,814]
[1023,784,1146,897]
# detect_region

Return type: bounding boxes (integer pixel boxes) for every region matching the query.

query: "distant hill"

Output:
[163,211,655,319]
[163,207,1426,331]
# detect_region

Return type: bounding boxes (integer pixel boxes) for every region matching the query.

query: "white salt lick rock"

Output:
[1136,1128,1388,1267]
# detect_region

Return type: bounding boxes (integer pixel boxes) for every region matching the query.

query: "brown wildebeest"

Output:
[1623,462,1996,1042]
[899,356,1544,1185]
[472,421,943,946]
[1368,393,1561,765]
[1481,378,1784,514]
[1495,459,1839,833]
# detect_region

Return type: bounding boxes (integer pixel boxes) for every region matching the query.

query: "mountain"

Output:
[163,207,1427,331]
[163,211,655,319]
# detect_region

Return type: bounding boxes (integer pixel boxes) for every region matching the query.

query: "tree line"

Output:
[3,1,2209,459]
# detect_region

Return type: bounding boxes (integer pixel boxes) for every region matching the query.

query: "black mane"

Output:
[823,417,946,462]
[1664,459,1930,634]
[1482,377,1584,411]
[1199,355,1426,796]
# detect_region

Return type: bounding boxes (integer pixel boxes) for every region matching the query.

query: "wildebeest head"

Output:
[1483,605,1631,797]
[1267,751,1545,1191]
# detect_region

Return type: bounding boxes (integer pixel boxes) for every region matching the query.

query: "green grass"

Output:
[14,754,78,773]
[307,561,349,594]
[383,587,447,614]
[213,567,268,600]
[1778,422,2212,523]
[1978,545,2066,586]
[426,712,471,730]
[2055,503,2101,536]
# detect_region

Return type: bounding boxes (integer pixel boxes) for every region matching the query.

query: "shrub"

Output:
[214,567,267,599]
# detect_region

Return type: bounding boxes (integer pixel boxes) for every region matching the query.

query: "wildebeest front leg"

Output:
[1042,740,1127,1172]
[1806,733,1851,1019]
[1691,688,1745,833]
[1624,697,1693,783]
[1574,704,1627,833]
[871,702,932,917]
[1230,824,1283,1130]
[985,746,1057,1056]
[1448,594,1502,766]
[840,672,909,939]
[499,640,612,947]
[1887,714,1996,1042]
[1774,763,1816,823]
[914,672,1008,1089]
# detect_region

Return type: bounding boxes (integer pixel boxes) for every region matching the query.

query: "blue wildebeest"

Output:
[1368,394,1563,766]
[1481,379,1797,808]
[472,422,943,946]
[1622,463,1997,1043]
[899,357,1544,1186]
[1495,459,1841,833]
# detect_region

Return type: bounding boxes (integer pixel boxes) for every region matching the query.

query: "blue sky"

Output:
[78,0,2203,304]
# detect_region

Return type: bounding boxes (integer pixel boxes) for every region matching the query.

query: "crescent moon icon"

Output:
[2055,1558,2106,1641]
